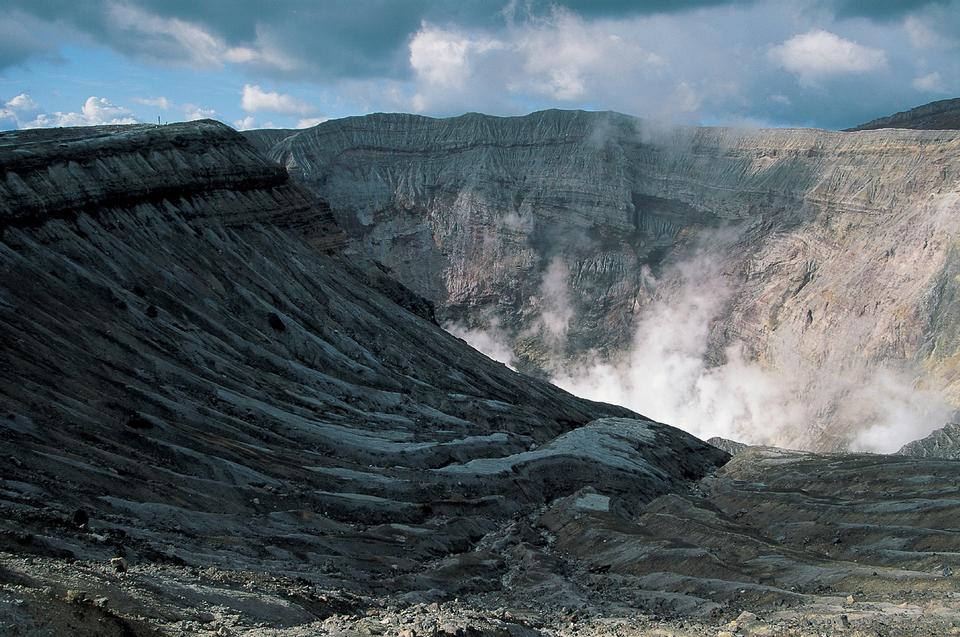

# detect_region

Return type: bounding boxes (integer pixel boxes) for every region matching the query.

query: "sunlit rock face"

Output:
[253,110,960,450]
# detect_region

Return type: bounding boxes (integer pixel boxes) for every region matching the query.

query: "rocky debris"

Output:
[251,109,960,448]
[65,589,89,604]
[4,557,959,636]
[847,97,960,131]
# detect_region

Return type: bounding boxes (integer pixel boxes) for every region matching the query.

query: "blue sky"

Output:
[0,0,958,131]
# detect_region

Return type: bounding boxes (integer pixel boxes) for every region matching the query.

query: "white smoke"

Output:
[446,316,517,370]
[549,236,953,452]
[845,371,953,453]
[533,257,575,346]
[443,222,952,452]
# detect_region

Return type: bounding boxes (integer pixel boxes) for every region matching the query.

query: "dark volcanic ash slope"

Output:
[0,120,729,621]
[253,110,960,450]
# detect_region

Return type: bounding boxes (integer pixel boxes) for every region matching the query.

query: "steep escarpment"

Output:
[0,121,735,634]
[0,121,344,249]
[254,110,960,449]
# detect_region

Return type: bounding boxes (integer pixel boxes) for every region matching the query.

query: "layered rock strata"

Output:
[253,110,960,448]
[0,121,725,620]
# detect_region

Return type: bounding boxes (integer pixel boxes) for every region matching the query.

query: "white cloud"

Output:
[133,96,172,110]
[241,84,314,115]
[5,93,38,113]
[296,117,328,128]
[182,104,216,120]
[80,96,138,125]
[233,115,257,131]
[6,95,139,129]
[104,3,297,72]
[1,92,40,127]
[410,24,477,88]
[771,29,887,84]
[510,10,664,102]
[912,71,946,92]
[407,10,675,116]
[408,22,505,111]
[129,97,216,123]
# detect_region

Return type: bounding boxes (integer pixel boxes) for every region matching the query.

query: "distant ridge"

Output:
[847,97,960,131]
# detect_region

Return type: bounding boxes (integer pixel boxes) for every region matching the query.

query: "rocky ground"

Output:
[3,446,960,635]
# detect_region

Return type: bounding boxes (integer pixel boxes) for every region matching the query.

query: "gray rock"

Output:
[252,109,960,449]
[0,120,722,602]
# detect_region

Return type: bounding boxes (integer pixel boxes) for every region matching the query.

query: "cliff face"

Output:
[0,121,729,608]
[254,110,960,449]
[0,121,344,249]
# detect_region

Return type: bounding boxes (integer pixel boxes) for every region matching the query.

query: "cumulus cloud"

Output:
[407,9,693,118]
[770,29,888,84]
[233,115,257,131]
[410,23,498,88]
[2,94,139,129]
[2,1,959,130]
[183,104,216,121]
[0,92,37,127]
[4,93,38,114]
[408,23,505,111]
[129,97,217,124]
[509,9,665,102]
[241,84,314,115]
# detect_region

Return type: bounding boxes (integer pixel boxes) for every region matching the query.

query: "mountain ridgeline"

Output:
[847,97,960,131]
[250,109,960,451]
